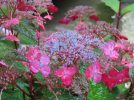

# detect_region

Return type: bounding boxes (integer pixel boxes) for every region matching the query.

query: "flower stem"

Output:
[116,0,122,29]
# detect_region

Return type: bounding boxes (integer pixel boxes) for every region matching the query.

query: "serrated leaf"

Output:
[122,3,134,15]
[101,0,119,13]
[87,81,115,100]
[12,19,37,44]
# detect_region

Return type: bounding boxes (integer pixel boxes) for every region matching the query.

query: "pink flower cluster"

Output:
[85,60,130,88]
[55,66,77,86]
[102,41,124,60]
[24,47,51,77]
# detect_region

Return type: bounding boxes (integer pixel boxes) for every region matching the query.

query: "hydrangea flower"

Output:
[85,61,102,83]
[55,66,76,86]
[102,68,129,88]
[25,47,51,77]
[44,30,102,66]
[102,41,119,60]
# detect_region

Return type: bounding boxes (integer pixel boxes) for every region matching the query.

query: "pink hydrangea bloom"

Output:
[55,67,76,86]
[102,41,119,60]
[25,47,50,77]
[85,61,102,83]
[102,68,129,88]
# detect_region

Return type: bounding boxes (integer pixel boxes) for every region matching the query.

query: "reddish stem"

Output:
[116,0,122,29]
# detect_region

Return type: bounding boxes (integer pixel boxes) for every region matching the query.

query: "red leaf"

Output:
[69,15,78,21]
[36,22,45,31]
[114,34,128,40]
[89,15,100,21]
[58,17,70,24]
[47,5,58,14]
[17,0,35,11]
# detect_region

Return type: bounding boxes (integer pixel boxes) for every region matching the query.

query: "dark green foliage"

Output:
[12,19,37,45]
[87,81,115,100]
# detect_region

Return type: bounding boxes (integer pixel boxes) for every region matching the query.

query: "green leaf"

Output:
[35,72,44,81]
[40,88,81,100]
[87,81,115,100]
[101,0,119,13]
[122,3,134,15]
[2,88,23,100]
[12,19,37,45]
[13,62,28,72]
[103,35,113,41]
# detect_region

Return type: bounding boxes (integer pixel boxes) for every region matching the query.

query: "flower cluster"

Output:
[55,66,77,86]
[44,30,102,66]
[58,6,99,24]
[24,47,51,77]
[0,0,58,43]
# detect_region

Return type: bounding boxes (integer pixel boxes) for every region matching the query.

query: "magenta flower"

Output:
[102,41,119,60]
[55,67,76,86]
[102,68,129,88]
[85,61,102,83]
[25,47,51,77]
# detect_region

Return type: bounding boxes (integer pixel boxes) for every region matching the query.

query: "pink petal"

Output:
[36,22,45,31]
[5,35,19,42]
[40,54,50,66]
[44,15,53,20]
[40,66,51,77]
[0,60,8,67]
[4,18,20,28]
[61,76,73,86]
[55,68,64,77]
